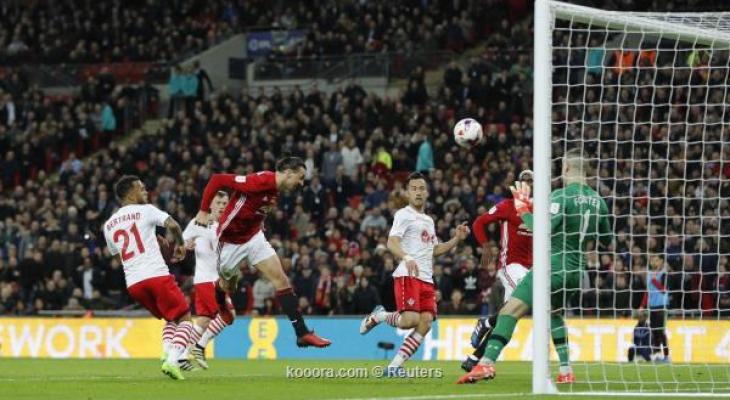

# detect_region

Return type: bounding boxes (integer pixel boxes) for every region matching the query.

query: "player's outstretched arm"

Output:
[198,173,275,220]
[164,216,185,261]
[433,223,469,257]
[472,203,505,246]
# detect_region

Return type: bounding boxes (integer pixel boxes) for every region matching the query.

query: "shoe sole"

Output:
[457,372,496,384]
[296,341,331,348]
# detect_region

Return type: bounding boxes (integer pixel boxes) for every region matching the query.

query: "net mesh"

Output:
[549,5,730,394]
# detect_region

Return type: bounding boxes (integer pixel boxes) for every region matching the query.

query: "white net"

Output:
[547,1,730,395]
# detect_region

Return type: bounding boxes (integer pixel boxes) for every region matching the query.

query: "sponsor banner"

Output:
[0,318,213,359]
[215,317,730,363]
[246,30,306,57]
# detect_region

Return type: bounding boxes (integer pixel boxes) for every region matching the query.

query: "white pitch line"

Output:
[0,373,269,382]
[328,394,528,400]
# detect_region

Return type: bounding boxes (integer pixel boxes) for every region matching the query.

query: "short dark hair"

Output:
[215,190,229,198]
[114,175,140,201]
[276,156,305,172]
[405,172,428,186]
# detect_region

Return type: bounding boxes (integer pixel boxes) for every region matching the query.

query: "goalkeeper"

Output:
[458,148,612,384]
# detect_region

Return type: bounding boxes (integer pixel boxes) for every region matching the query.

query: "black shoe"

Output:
[191,344,209,369]
[461,356,479,372]
[179,359,199,371]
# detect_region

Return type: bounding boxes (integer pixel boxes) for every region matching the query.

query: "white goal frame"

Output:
[533,0,730,395]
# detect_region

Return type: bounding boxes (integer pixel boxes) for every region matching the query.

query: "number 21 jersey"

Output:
[103,204,171,287]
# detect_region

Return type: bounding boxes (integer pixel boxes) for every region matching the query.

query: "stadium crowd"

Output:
[0,0,508,66]
[0,67,160,189]
[0,0,728,318]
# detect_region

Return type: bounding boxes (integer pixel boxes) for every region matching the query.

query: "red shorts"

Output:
[394,277,437,316]
[194,282,219,318]
[128,275,189,321]
[193,282,235,322]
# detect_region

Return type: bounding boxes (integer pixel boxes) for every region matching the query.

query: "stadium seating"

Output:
[0,0,727,319]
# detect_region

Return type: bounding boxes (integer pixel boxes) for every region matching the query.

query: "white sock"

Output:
[478,357,495,366]
[377,311,401,327]
[179,346,190,360]
[389,332,423,368]
[559,365,572,375]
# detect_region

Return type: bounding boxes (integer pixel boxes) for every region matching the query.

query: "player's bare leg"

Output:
[457,297,529,384]
[255,254,331,347]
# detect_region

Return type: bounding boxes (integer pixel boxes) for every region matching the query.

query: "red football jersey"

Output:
[199,171,278,244]
[472,198,532,269]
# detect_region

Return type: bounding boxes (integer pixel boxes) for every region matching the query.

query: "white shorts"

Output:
[498,263,529,301]
[217,231,276,280]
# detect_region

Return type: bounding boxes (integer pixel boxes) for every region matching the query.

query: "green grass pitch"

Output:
[0,359,725,399]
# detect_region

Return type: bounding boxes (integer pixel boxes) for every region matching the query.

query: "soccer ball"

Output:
[453,118,483,148]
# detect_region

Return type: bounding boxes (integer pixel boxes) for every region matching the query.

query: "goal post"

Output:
[533,0,730,395]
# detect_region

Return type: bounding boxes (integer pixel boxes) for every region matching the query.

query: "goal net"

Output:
[533,0,730,395]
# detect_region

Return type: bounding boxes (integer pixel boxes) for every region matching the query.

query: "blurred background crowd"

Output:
[0,0,727,318]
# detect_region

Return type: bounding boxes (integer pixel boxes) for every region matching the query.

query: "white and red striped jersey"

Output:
[103,204,171,287]
[472,198,533,270]
[199,171,278,244]
[389,206,438,284]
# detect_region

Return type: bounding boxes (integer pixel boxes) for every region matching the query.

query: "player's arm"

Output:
[196,173,275,223]
[472,203,505,246]
[182,221,199,250]
[148,205,184,261]
[387,235,409,262]
[164,217,184,246]
[518,187,563,233]
[387,211,419,277]
[433,223,470,257]
[387,235,419,277]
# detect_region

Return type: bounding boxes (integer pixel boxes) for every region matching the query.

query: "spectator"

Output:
[341,135,364,180]
[416,136,434,173]
[352,277,380,314]
[193,60,214,101]
[321,141,343,185]
[253,276,276,314]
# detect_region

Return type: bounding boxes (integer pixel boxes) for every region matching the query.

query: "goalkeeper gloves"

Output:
[509,180,533,216]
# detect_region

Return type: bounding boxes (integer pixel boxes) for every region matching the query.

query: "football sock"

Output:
[378,311,402,328]
[389,332,423,368]
[198,314,230,347]
[167,320,194,365]
[483,315,517,363]
[162,321,177,355]
[551,314,571,370]
[276,288,309,337]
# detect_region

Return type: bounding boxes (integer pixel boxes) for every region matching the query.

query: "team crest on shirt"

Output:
[420,229,437,245]
[407,298,415,306]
